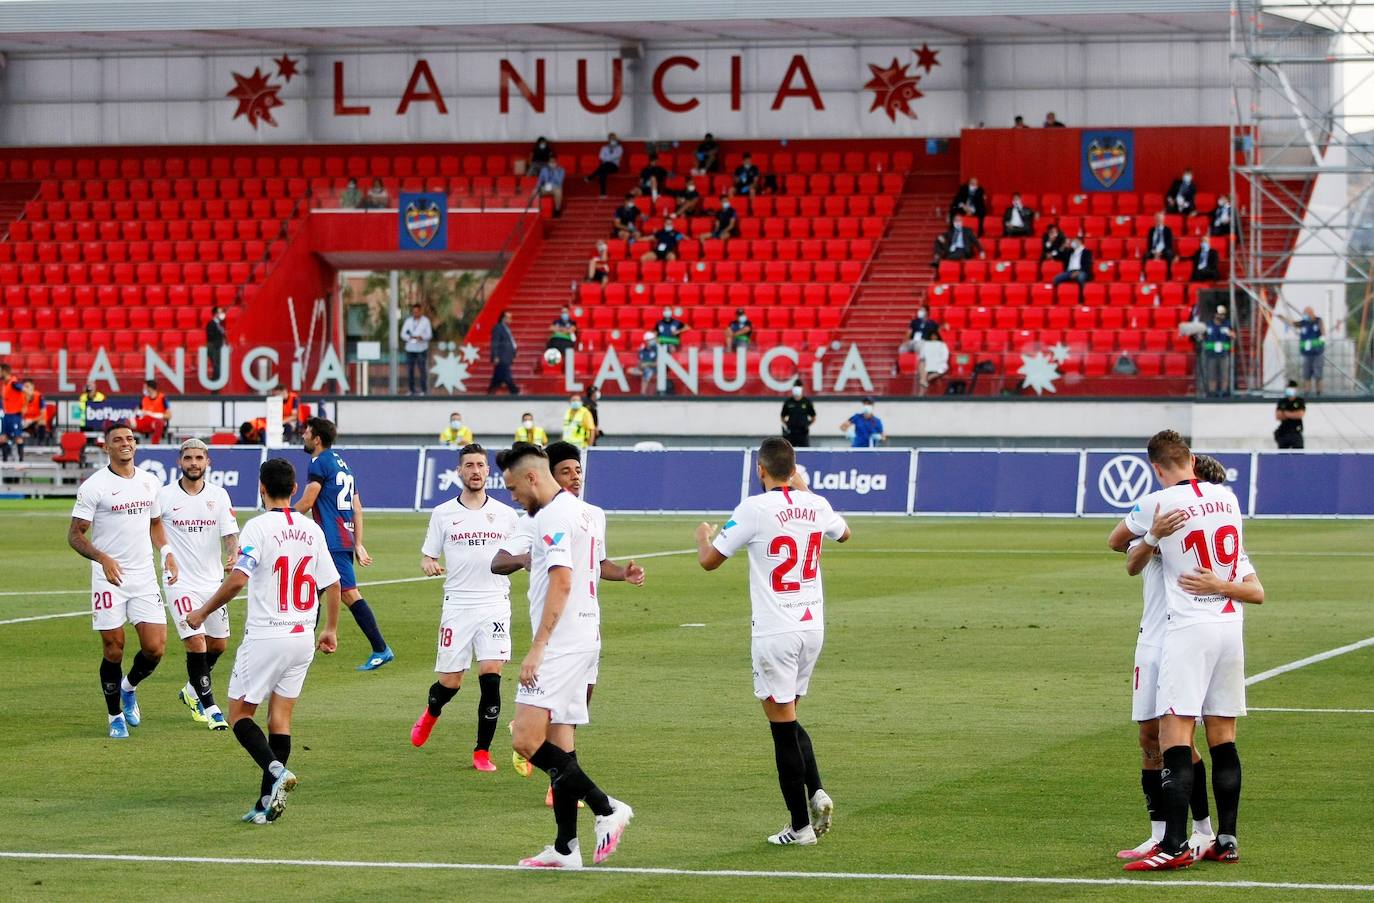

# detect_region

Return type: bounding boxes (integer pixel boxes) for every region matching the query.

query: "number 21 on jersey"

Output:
[768,531,821,593]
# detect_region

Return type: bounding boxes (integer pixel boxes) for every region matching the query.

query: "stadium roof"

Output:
[0,0,1256,53]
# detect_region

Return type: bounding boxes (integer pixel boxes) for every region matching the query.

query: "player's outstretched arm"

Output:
[696,523,728,571]
[600,559,645,585]
[1107,519,1138,553]
[68,517,122,586]
[187,570,248,629]
[490,549,530,575]
[1179,570,1264,604]
[318,581,342,652]
[150,517,178,585]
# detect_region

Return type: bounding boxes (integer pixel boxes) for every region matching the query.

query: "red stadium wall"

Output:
[959,126,1236,198]
[309,211,536,256]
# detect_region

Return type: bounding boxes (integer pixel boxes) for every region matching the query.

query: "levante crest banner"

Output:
[399,192,447,251]
[1080,130,1134,192]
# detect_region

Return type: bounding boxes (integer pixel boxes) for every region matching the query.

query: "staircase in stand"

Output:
[0,183,37,241]
[828,171,959,394]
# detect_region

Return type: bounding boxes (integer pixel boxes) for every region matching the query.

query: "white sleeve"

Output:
[232,522,261,577]
[1123,495,1155,536]
[219,495,240,538]
[499,517,534,556]
[71,479,99,522]
[712,501,756,559]
[421,509,444,559]
[538,508,576,572]
[147,477,162,518]
[820,499,848,541]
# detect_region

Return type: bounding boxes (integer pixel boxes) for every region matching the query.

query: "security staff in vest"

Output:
[1278,306,1325,396]
[780,382,817,448]
[1200,304,1234,398]
[1274,380,1306,449]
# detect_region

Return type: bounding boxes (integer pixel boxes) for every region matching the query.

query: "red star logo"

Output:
[914,43,941,73]
[863,58,923,122]
[226,68,284,130]
[274,54,301,83]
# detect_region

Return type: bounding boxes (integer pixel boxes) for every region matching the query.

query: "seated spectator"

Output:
[1209,194,1237,237]
[932,214,984,265]
[732,153,762,196]
[1191,236,1221,281]
[611,193,642,240]
[1165,169,1197,215]
[727,308,753,348]
[585,132,623,197]
[1144,211,1175,263]
[1039,223,1066,263]
[536,153,565,217]
[1044,111,1066,127]
[949,177,987,234]
[527,136,554,176]
[270,385,305,442]
[1051,236,1093,290]
[919,328,951,395]
[675,178,702,217]
[238,419,266,444]
[547,306,577,354]
[641,215,685,262]
[898,304,939,356]
[694,133,720,174]
[20,379,48,445]
[1002,192,1035,237]
[587,240,611,283]
[439,411,474,448]
[654,307,687,353]
[1013,115,1029,128]
[133,379,170,445]
[363,178,390,209]
[639,153,670,198]
[339,178,362,209]
[699,196,739,247]
[630,331,659,394]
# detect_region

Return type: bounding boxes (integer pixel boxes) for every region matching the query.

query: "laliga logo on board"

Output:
[1097,455,1154,508]
[802,463,888,496]
[1087,137,1129,188]
[137,459,240,488]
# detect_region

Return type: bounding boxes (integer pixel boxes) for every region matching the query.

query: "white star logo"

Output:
[431,351,470,393]
[460,343,480,363]
[1048,342,1072,364]
[1018,352,1061,396]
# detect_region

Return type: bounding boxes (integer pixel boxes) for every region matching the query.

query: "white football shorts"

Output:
[165,587,231,641]
[227,635,315,704]
[1156,620,1247,719]
[435,600,511,673]
[1132,641,1162,723]
[751,630,824,704]
[514,649,597,725]
[90,576,164,632]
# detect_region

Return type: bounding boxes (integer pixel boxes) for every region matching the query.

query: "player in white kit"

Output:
[1108,454,1230,860]
[1121,432,1263,871]
[158,438,240,731]
[187,458,342,824]
[697,437,850,846]
[492,441,644,796]
[67,423,180,738]
[499,442,633,869]
[410,444,520,772]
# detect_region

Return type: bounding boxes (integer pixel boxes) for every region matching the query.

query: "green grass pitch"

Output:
[1,505,1372,901]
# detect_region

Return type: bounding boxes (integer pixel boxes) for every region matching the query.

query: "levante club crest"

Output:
[404,198,443,247]
[1086,136,1129,188]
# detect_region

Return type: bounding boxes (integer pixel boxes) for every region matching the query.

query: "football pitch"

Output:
[2,503,1372,901]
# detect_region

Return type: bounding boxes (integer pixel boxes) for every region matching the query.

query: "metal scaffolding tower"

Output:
[1230,0,1374,396]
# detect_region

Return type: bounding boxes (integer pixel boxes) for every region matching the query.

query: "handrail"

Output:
[232,189,313,307]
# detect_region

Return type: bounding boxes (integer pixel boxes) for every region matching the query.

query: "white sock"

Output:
[1193,816,1213,836]
[120,676,135,693]
[204,705,222,717]
[108,712,121,724]
[1150,820,1166,842]
[268,761,284,779]
[183,681,196,698]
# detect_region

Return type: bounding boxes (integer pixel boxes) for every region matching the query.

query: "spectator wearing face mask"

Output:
[840,397,885,448]
[1191,236,1220,281]
[676,178,702,217]
[514,412,548,447]
[1002,193,1035,237]
[630,331,659,395]
[780,382,816,448]
[654,307,687,353]
[1273,380,1305,449]
[898,304,939,357]
[527,136,554,176]
[439,412,473,448]
[699,196,739,249]
[1052,235,1093,293]
[1165,169,1197,216]
[587,240,611,284]
[585,132,623,197]
[727,308,753,348]
[933,214,984,265]
[640,215,685,263]
[949,177,987,235]
[561,392,597,449]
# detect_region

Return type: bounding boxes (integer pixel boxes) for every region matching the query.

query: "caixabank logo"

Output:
[227,55,300,130]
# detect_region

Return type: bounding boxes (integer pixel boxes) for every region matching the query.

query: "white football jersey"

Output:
[422,495,520,605]
[499,510,537,558]
[233,508,341,640]
[157,481,239,595]
[713,486,848,638]
[1126,480,1256,630]
[527,490,600,655]
[1129,538,1167,647]
[72,466,163,594]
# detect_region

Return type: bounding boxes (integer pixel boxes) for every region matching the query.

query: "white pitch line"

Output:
[1251,706,1374,714]
[0,611,87,626]
[1245,636,1374,685]
[0,851,1369,892]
